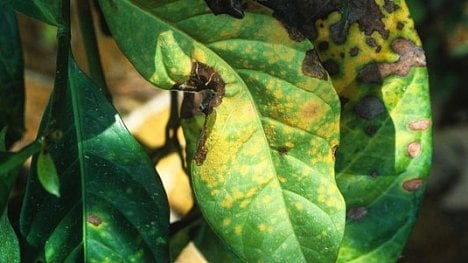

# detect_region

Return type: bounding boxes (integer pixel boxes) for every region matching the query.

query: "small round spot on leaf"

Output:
[403,178,424,192]
[349,47,360,57]
[397,21,404,30]
[347,207,368,221]
[407,142,422,158]
[365,125,378,136]
[277,146,289,156]
[87,214,103,226]
[354,95,385,120]
[317,41,329,51]
[408,119,431,131]
[322,59,340,76]
[49,130,63,140]
[369,170,379,178]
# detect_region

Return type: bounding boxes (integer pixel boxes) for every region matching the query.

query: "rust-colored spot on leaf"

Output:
[301,101,320,119]
[347,207,368,220]
[407,141,422,158]
[87,214,102,226]
[302,49,328,80]
[358,38,426,83]
[408,119,431,131]
[403,178,424,192]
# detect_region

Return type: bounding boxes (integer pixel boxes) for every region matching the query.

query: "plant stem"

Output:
[47,0,72,120]
[76,0,111,99]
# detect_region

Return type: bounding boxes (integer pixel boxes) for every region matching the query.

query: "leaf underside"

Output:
[20,57,169,262]
[99,0,345,262]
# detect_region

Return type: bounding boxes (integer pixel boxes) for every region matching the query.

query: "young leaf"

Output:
[20,57,170,262]
[37,151,60,197]
[302,1,431,261]
[0,4,25,146]
[99,0,345,261]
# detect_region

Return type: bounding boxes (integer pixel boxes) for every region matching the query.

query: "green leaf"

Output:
[170,216,241,262]
[193,220,243,263]
[0,209,20,263]
[0,4,25,146]
[308,1,432,261]
[9,0,60,25]
[1,141,41,211]
[99,0,345,261]
[0,133,40,263]
[37,151,60,197]
[20,57,170,262]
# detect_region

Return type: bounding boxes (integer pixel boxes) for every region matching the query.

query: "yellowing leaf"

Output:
[99,0,345,261]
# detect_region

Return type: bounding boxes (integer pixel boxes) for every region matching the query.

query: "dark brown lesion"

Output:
[301,49,329,80]
[176,62,225,166]
[87,214,102,227]
[349,47,360,57]
[383,0,400,13]
[357,38,427,84]
[276,146,290,156]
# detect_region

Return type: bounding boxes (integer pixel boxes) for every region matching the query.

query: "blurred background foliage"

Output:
[7,0,468,262]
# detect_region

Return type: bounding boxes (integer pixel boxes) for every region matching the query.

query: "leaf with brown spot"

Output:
[99,0,345,261]
[308,0,432,262]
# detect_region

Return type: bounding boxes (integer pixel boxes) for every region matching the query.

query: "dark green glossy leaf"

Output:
[193,220,242,263]
[0,141,41,211]
[0,209,20,263]
[37,151,60,197]
[9,0,60,25]
[100,0,345,261]
[20,57,169,262]
[308,0,432,261]
[0,131,40,263]
[0,4,24,146]
[170,217,241,262]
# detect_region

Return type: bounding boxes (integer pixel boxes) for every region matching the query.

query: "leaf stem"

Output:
[76,0,111,99]
[0,140,41,173]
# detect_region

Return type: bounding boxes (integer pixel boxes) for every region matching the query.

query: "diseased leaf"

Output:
[37,151,60,197]
[20,57,169,262]
[302,0,431,261]
[0,4,25,146]
[99,0,345,261]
